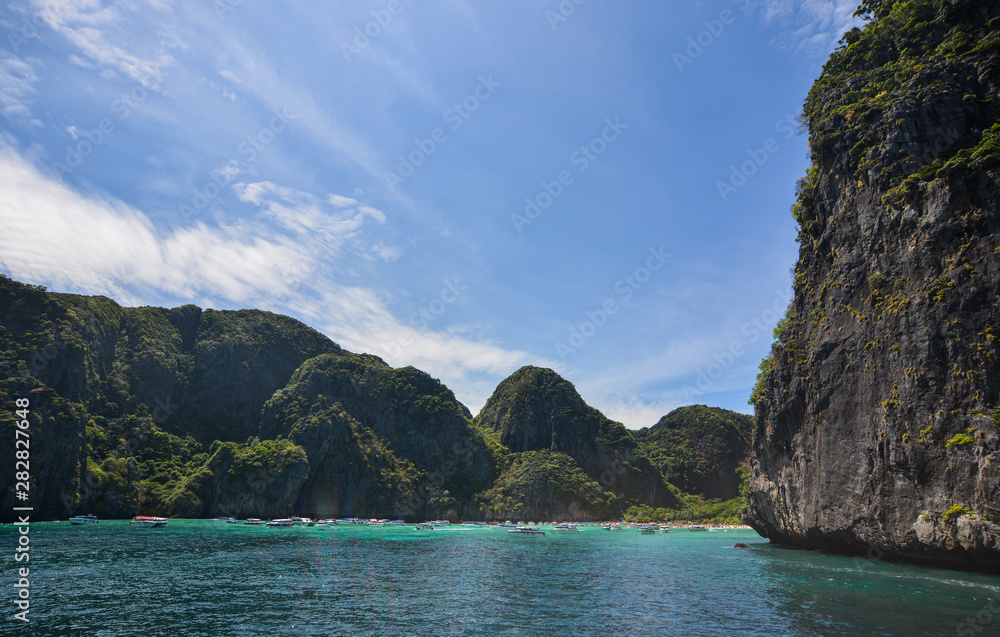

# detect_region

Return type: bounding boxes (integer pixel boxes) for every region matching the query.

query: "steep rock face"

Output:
[746,0,1000,572]
[634,405,753,500]
[476,366,675,509]
[260,353,498,520]
[167,439,311,519]
[1,280,107,518]
[179,309,344,443]
[0,278,341,520]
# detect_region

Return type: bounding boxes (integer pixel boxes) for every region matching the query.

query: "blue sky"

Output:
[0,0,862,428]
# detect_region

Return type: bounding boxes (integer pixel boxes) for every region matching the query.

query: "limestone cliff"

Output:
[258,353,498,520]
[745,0,1000,572]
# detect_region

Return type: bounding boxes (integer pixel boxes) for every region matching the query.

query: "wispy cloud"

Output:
[0,57,41,125]
[212,33,387,179]
[29,0,175,88]
[233,181,397,263]
[750,0,862,55]
[0,143,303,304]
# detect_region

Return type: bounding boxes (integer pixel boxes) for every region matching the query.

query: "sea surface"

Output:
[3,520,999,636]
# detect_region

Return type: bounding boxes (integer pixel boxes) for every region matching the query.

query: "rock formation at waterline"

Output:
[745,0,1000,572]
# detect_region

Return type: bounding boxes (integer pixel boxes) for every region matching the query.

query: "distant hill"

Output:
[633,405,753,500]
[475,366,676,519]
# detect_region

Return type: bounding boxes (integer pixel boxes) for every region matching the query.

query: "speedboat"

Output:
[212,516,237,524]
[552,523,578,532]
[639,525,657,534]
[244,518,265,525]
[130,516,167,527]
[315,519,338,526]
[508,526,545,535]
[415,523,433,530]
[709,524,725,531]
[290,517,314,527]
[688,525,708,532]
[498,520,517,528]
[266,519,295,527]
[603,523,623,531]
[69,514,98,525]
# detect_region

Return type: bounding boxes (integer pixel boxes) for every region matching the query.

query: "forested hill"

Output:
[1,275,751,522]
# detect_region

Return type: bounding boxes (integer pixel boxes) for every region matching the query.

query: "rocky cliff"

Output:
[0,276,342,520]
[258,353,498,520]
[745,0,1000,572]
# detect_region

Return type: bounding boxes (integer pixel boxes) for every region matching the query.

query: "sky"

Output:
[0,0,863,428]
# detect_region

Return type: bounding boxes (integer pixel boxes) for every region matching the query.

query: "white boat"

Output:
[130,516,167,527]
[266,519,295,527]
[508,526,545,535]
[290,517,314,527]
[244,518,265,525]
[415,523,433,530]
[315,519,338,526]
[552,523,578,532]
[212,516,237,524]
[708,524,725,531]
[387,519,405,526]
[69,514,99,525]
[639,525,657,534]
[498,520,517,528]
[603,523,623,531]
[688,525,708,532]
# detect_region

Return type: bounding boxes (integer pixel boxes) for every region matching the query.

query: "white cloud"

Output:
[328,194,359,208]
[751,0,862,55]
[0,57,41,124]
[233,181,394,263]
[299,289,537,415]
[590,393,685,430]
[369,242,401,262]
[30,0,174,88]
[0,144,535,415]
[0,144,303,304]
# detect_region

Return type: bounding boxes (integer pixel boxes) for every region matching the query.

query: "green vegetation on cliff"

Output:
[480,450,619,521]
[633,405,752,500]
[745,0,1000,571]
[1,276,755,523]
[801,0,1000,208]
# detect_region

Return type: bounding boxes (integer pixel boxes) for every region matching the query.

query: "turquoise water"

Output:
[4,521,999,636]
